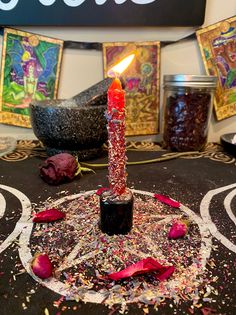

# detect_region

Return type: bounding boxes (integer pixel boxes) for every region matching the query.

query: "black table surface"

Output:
[0,141,236,315]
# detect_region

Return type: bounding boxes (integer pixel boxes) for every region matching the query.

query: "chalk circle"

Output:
[0,185,32,254]
[200,183,236,254]
[16,189,212,304]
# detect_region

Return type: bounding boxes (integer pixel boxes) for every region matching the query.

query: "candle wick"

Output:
[107,69,120,79]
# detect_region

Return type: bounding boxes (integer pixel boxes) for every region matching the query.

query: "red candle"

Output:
[107,77,126,195]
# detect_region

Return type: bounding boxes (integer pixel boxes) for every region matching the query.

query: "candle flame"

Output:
[108,54,135,77]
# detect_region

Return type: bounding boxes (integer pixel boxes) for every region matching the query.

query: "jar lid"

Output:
[164,74,217,88]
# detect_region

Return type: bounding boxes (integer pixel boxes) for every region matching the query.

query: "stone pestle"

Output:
[71,77,126,107]
[71,77,113,107]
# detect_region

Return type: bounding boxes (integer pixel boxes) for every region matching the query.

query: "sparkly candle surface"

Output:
[107,78,126,196]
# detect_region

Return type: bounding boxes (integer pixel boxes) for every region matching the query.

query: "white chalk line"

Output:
[0,192,6,219]
[200,183,236,254]
[0,185,32,254]
[224,188,236,227]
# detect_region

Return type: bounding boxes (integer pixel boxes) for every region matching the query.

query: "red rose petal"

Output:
[33,208,65,223]
[155,265,175,281]
[96,187,109,196]
[154,193,180,208]
[107,257,174,281]
[31,253,53,279]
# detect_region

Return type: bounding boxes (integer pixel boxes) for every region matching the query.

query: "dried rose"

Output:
[39,153,94,185]
[168,221,188,239]
[154,193,180,208]
[40,153,78,185]
[33,208,65,223]
[107,257,174,281]
[31,253,53,279]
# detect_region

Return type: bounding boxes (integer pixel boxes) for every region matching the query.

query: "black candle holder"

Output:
[100,189,133,236]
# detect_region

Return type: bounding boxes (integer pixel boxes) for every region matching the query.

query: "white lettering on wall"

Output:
[39,0,56,5]
[131,0,155,3]
[63,0,86,6]
[0,0,156,11]
[63,0,157,5]
[95,0,108,4]
[0,0,18,11]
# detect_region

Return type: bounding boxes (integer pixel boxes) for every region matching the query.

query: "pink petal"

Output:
[31,253,53,279]
[33,208,65,223]
[168,221,187,239]
[154,194,180,208]
[107,257,174,281]
[96,187,109,196]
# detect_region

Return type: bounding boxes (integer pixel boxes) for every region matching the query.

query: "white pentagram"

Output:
[2,183,236,306]
[18,189,212,304]
[6,184,236,304]
[0,185,213,304]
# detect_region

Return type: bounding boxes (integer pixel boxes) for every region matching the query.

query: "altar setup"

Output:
[1,2,236,314]
[0,140,236,315]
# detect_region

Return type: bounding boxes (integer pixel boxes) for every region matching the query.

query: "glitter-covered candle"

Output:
[107,78,126,195]
[100,54,135,235]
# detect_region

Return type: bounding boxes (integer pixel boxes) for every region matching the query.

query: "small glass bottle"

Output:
[163,75,217,151]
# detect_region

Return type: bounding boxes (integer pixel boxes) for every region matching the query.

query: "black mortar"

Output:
[29,78,127,159]
[29,99,107,160]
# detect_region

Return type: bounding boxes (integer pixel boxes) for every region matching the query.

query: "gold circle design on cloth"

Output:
[1,141,235,169]
[0,150,29,162]
[0,140,46,161]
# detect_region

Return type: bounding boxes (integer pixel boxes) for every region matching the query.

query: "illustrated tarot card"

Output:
[0,28,63,127]
[197,17,236,120]
[103,42,160,135]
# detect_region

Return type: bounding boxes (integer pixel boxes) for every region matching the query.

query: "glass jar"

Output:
[163,75,217,151]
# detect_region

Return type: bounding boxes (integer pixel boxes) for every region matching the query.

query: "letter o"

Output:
[132,0,156,3]
[63,0,86,7]
[95,0,107,5]
[38,0,57,5]
[114,0,127,4]
[0,0,18,11]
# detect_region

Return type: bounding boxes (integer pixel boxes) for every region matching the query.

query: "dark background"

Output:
[0,0,206,26]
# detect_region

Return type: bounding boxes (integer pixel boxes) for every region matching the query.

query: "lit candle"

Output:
[106,54,135,196]
[107,77,126,195]
[100,54,135,235]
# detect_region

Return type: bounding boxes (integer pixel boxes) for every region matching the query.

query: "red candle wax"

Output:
[107,77,127,195]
